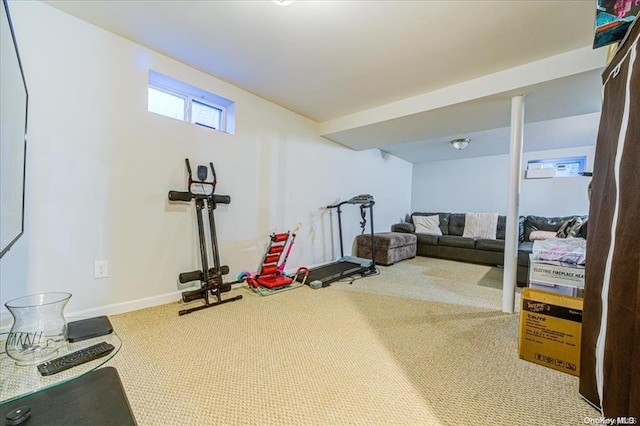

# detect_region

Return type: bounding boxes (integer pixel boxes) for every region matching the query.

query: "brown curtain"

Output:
[580,16,640,419]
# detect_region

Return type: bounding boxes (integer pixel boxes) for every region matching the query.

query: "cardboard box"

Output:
[529,256,585,288]
[518,288,583,376]
[529,280,585,298]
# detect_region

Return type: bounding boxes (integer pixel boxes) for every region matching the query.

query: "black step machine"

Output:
[168,159,242,316]
[298,194,377,287]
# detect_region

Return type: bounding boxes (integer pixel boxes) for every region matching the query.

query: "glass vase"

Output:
[4,292,71,365]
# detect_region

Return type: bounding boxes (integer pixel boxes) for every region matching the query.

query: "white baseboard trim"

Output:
[68,291,183,319]
[0,291,183,333]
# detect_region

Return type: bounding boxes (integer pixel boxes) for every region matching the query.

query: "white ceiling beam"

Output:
[317,46,607,137]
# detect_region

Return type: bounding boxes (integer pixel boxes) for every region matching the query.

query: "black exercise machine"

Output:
[298,194,377,287]
[168,159,242,315]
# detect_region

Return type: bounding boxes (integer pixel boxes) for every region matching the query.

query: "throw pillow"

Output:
[462,212,498,239]
[412,215,442,235]
[529,230,558,241]
[556,217,585,238]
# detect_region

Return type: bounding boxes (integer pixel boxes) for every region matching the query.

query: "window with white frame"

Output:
[147,70,235,134]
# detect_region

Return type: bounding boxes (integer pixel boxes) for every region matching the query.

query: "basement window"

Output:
[525,156,587,179]
[148,70,235,134]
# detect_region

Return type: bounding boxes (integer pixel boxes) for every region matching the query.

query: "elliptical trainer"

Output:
[168,159,242,315]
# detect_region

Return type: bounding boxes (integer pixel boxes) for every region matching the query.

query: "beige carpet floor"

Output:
[106,257,598,425]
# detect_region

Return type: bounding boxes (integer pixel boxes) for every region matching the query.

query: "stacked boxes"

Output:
[518,288,583,376]
[528,255,585,297]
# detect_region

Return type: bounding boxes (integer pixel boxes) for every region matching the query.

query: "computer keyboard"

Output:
[37,342,115,376]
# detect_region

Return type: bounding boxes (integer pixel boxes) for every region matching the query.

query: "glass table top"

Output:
[0,330,121,404]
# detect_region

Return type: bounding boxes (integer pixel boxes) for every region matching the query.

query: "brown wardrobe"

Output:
[579,15,640,419]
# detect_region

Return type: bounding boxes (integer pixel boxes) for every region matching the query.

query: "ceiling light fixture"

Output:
[450,138,470,150]
[272,0,296,5]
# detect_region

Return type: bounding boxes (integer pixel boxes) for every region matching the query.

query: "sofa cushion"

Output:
[448,214,466,236]
[462,212,498,239]
[475,239,505,252]
[523,215,583,242]
[412,214,442,235]
[411,212,450,235]
[496,215,507,240]
[439,235,475,249]
[391,222,415,233]
[416,233,439,246]
[518,216,526,242]
[529,230,557,241]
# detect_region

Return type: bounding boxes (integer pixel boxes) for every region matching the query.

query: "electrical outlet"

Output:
[94,260,109,279]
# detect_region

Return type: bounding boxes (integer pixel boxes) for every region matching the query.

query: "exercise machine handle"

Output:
[179,270,202,283]
[327,194,374,208]
[348,194,374,205]
[181,282,232,302]
[209,162,217,187]
[168,191,192,202]
[213,194,231,205]
[326,200,346,209]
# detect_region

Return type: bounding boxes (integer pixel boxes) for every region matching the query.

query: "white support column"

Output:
[502,95,524,314]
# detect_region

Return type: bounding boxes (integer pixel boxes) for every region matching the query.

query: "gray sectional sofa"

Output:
[391,212,587,287]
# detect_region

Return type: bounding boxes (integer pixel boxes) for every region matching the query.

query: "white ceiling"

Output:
[43,0,607,163]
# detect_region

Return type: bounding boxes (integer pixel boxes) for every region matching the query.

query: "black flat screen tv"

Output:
[0,0,29,258]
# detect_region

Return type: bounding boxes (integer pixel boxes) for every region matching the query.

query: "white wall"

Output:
[411,145,595,217]
[0,1,412,323]
[520,146,594,216]
[412,154,510,214]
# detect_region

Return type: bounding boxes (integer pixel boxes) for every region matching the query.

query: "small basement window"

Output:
[525,156,587,179]
[148,70,235,134]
